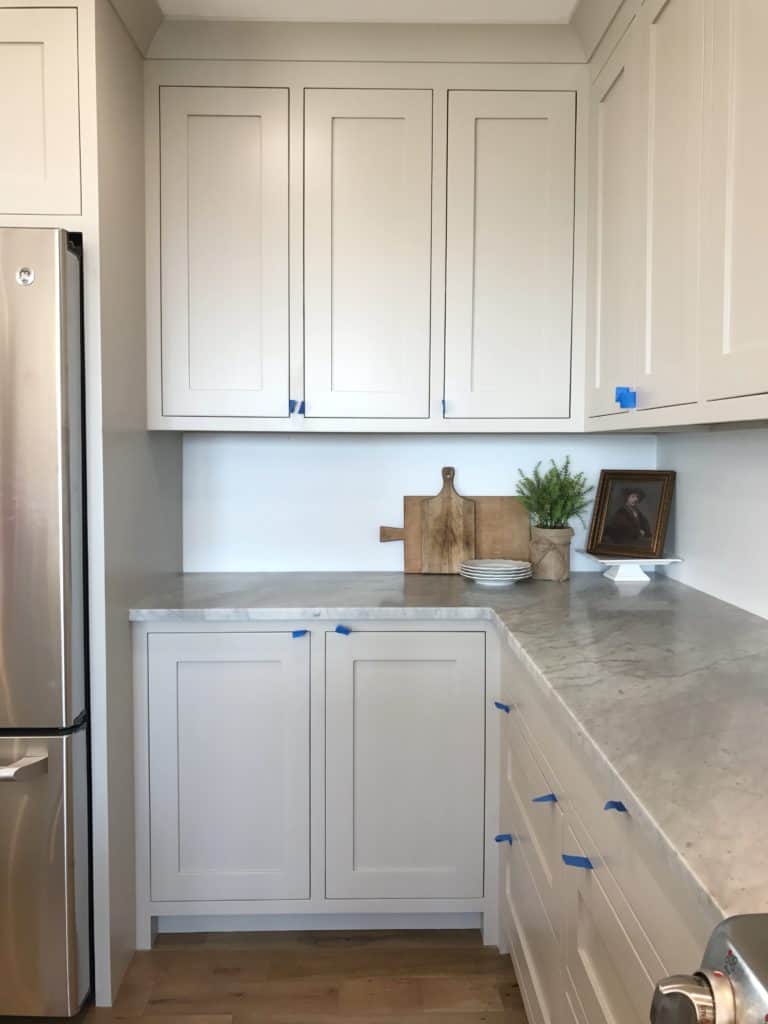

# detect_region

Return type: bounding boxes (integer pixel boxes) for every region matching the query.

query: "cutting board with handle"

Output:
[380,468,531,573]
[420,467,476,574]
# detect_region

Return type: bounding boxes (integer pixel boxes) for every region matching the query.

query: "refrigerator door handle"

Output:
[0,754,49,782]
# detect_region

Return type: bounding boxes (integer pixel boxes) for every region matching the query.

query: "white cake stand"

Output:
[579,552,683,582]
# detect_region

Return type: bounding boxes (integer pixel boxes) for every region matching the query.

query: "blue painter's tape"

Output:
[298,400,306,415]
[289,399,297,414]
[292,629,308,638]
[441,398,447,415]
[614,386,637,409]
[493,701,511,714]
[494,834,514,845]
[604,800,628,813]
[335,624,351,636]
[562,854,594,870]
[532,793,558,804]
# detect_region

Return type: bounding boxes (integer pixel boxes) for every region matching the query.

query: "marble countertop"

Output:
[131,571,768,923]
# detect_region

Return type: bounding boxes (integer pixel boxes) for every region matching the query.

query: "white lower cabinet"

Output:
[147,632,310,901]
[136,624,489,933]
[325,631,486,898]
[498,651,713,1024]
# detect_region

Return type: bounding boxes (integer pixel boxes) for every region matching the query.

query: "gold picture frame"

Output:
[586,470,676,560]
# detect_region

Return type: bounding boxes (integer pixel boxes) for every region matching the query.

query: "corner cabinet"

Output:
[0,8,81,215]
[587,0,768,430]
[146,64,586,431]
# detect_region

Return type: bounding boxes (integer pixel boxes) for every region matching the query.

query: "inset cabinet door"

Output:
[148,632,310,901]
[702,0,768,401]
[0,8,80,215]
[160,87,290,417]
[635,0,704,411]
[444,91,575,419]
[304,89,433,418]
[325,631,485,899]
[587,26,645,418]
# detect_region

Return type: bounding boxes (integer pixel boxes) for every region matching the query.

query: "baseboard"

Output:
[156,911,483,933]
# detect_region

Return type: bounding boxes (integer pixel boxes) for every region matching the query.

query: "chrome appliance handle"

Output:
[0,754,49,782]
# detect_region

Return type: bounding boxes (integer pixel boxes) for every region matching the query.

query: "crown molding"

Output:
[109,0,163,55]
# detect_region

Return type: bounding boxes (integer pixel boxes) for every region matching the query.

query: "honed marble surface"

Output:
[131,571,768,922]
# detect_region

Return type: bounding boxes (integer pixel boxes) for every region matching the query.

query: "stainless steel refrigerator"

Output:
[0,229,91,1017]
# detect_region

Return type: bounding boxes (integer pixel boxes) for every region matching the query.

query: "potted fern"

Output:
[516,458,592,581]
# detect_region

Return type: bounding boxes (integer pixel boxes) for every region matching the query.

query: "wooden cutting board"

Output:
[380,469,531,573]
[420,467,476,574]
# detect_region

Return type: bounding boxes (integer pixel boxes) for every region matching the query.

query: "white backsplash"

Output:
[659,426,768,620]
[183,433,658,572]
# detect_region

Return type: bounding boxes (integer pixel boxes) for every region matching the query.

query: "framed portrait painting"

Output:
[586,470,676,559]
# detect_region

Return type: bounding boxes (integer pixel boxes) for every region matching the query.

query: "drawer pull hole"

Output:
[604,800,628,813]
[494,834,514,845]
[532,793,558,804]
[562,854,593,870]
[494,701,511,714]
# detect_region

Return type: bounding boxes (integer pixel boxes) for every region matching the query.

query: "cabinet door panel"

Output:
[160,87,289,417]
[703,0,768,400]
[0,9,80,215]
[325,632,484,898]
[148,633,309,901]
[588,27,644,418]
[444,91,575,419]
[637,0,704,411]
[304,90,432,418]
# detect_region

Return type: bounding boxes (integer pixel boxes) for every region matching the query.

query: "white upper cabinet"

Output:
[635,0,704,412]
[702,0,768,402]
[160,86,290,417]
[148,632,310,901]
[444,91,575,419]
[325,631,485,899]
[303,89,433,419]
[587,24,645,418]
[0,8,80,215]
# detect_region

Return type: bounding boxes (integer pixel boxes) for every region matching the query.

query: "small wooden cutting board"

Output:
[420,467,476,574]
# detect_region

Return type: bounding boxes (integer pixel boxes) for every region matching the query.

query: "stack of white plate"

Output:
[459,559,533,586]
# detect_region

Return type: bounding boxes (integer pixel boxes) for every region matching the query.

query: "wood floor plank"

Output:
[85,930,525,1024]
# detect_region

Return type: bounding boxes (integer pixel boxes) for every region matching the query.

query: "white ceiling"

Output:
[157,0,580,24]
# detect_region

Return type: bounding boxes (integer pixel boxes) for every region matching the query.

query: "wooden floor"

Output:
[79,930,526,1024]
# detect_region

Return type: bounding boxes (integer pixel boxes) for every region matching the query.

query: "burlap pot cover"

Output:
[530,526,574,582]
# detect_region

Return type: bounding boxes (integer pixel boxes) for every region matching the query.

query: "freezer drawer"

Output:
[0,729,90,1017]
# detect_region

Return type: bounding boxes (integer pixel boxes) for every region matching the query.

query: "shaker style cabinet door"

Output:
[444,91,575,419]
[325,631,485,899]
[701,0,768,401]
[587,25,645,419]
[634,0,704,412]
[0,9,80,215]
[304,89,433,418]
[160,87,289,417]
[148,633,310,901]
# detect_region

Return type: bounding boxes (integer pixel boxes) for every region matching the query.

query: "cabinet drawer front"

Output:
[501,712,562,929]
[160,86,290,418]
[445,90,575,419]
[304,89,432,419]
[325,631,485,898]
[0,9,80,215]
[562,826,656,1024]
[148,632,310,901]
[500,838,561,1024]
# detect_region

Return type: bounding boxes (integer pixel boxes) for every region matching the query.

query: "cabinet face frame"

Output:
[145,60,588,433]
[132,618,500,946]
